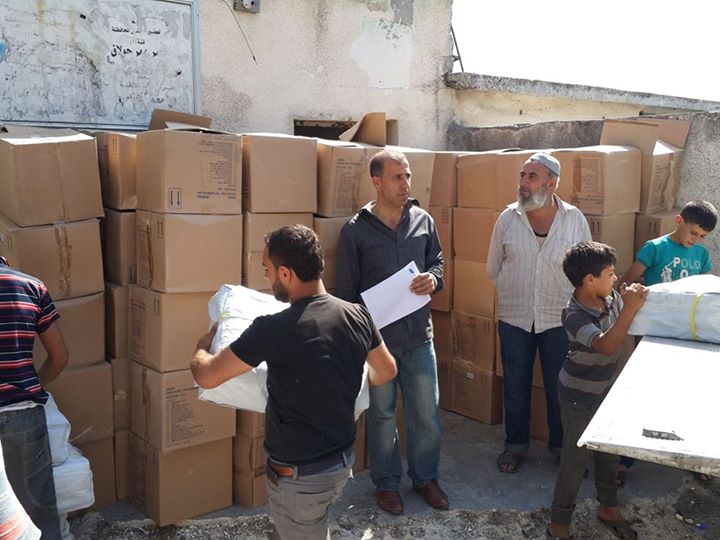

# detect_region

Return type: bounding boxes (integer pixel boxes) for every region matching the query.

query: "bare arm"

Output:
[190,325,254,389]
[591,284,648,356]
[619,261,646,287]
[365,342,397,387]
[36,323,69,387]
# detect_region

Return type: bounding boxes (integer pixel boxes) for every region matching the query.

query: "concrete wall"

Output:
[200,0,454,150]
[444,73,720,135]
[447,111,720,273]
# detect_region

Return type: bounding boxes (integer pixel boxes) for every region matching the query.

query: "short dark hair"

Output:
[265,225,324,282]
[369,150,409,178]
[563,241,617,287]
[680,200,717,232]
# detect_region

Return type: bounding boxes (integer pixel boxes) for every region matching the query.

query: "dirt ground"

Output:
[70,476,717,539]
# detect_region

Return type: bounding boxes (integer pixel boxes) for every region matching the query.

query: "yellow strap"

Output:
[689,292,703,340]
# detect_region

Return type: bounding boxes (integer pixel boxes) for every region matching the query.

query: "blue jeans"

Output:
[0,406,61,539]
[498,321,567,455]
[367,340,441,491]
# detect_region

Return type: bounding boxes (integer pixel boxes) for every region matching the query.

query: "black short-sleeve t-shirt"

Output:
[229,293,382,464]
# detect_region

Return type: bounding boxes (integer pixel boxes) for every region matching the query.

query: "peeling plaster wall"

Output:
[200,0,453,150]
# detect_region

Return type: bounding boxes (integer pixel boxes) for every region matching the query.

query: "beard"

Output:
[271,280,290,303]
[518,184,549,211]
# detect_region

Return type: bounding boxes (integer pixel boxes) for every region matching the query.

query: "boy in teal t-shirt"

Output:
[622,200,717,286]
[617,200,717,485]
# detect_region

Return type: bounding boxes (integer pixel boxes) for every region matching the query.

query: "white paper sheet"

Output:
[360,261,431,329]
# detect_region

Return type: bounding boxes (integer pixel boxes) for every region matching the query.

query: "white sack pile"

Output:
[628,274,720,344]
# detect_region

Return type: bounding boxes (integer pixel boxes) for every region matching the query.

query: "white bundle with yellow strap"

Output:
[198,285,371,418]
[628,274,720,343]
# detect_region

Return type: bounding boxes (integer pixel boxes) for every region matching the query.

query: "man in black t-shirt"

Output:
[192,225,397,540]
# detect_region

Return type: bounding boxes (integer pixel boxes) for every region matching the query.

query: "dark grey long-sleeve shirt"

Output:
[335,199,444,351]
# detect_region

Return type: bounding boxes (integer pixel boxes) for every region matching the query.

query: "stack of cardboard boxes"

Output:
[126,117,242,525]
[0,127,116,506]
[96,130,138,506]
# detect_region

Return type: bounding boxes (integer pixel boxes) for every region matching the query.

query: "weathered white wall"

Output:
[200,0,454,150]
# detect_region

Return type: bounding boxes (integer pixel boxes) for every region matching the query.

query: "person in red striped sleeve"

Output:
[0,257,69,539]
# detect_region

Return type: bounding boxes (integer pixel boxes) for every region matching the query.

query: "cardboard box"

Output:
[96,132,137,210]
[236,411,265,438]
[586,213,637,274]
[431,310,453,360]
[115,429,129,500]
[453,208,497,262]
[129,362,235,452]
[243,213,313,290]
[102,208,136,286]
[437,358,452,411]
[46,363,114,445]
[452,311,495,372]
[0,128,103,226]
[635,209,678,253]
[128,286,213,372]
[129,433,232,526]
[430,151,460,207]
[530,386,549,442]
[136,212,243,293]
[316,140,377,218]
[356,146,434,211]
[430,259,453,312]
[450,360,503,425]
[32,292,104,370]
[242,134,317,213]
[233,468,267,508]
[232,435,267,472]
[78,437,116,509]
[453,260,495,318]
[429,206,453,258]
[136,129,242,214]
[105,283,129,359]
[553,146,642,216]
[600,119,690,215]
[0,216,104,300]
[457,151,498,209]
[313,216,348,289]
[111,358,130,431]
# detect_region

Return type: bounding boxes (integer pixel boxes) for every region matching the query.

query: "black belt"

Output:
[268,445,353,478]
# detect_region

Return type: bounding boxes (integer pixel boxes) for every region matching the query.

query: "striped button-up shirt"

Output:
[487,195,591,333]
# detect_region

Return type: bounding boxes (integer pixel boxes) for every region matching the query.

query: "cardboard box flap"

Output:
[1,125,82,138]
[164,123,232,135]
[148,109,211,131]
[654,118,691,149]
[600,119,660,155]
[339,112,386,147]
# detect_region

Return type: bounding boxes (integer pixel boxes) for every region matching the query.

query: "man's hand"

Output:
[196,323,218,353]
[410,272,436,295]
[619,282,648,314]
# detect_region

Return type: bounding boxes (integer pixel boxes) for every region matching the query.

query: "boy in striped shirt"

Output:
[547,242,647,540]
[0,257,69,539]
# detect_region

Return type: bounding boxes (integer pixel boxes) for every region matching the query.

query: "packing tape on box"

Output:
[53,223,71,298]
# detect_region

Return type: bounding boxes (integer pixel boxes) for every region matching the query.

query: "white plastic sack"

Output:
[198,285,371,418]
[52,445,94,514]
[628,275,720,344]
[44,393,70,466]
[59,513,75,540]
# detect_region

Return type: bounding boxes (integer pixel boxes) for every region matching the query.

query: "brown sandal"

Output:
[597,517,637,540]
[496,450,522,474]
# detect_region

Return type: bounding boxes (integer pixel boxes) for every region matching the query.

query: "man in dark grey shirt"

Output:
[336,149,448,514]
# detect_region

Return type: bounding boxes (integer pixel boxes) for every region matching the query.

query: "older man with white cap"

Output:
[487,152,591,474]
